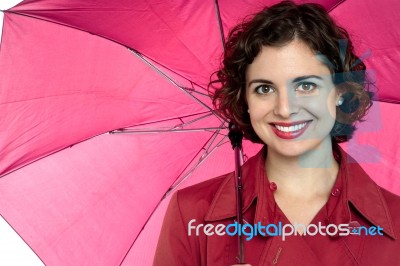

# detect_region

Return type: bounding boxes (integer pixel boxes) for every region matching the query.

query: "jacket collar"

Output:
[204,144,397,239]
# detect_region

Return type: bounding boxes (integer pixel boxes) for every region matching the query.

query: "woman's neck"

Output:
[265,139,339,199]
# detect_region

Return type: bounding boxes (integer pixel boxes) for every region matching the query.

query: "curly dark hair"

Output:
[210,0,373,144]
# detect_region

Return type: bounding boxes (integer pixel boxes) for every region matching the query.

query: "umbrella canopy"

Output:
[0,0,399,265]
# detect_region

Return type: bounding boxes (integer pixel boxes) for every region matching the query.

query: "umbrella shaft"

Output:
[234,146,245,263]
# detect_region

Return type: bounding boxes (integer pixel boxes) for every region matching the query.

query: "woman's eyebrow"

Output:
[292,75,323,83]
[247,79,274,87]
[248,75,324,87]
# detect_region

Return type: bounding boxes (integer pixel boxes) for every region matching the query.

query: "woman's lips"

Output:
[270,120,312,139]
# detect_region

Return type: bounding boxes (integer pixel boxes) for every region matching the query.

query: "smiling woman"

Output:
[154,1,400,265]
[245,41,338,158]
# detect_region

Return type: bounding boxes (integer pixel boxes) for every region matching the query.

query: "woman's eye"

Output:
[296,82,317,93]
[255,85,274,94]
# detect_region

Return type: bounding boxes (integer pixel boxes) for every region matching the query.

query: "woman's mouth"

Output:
[270,120,312,139]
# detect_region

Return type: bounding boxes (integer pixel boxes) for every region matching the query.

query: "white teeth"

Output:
[275,122,307,133]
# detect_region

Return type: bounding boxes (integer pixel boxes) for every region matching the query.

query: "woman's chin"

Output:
[266,138,328,158]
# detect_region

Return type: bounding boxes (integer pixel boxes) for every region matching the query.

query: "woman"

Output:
[153,1,400,265]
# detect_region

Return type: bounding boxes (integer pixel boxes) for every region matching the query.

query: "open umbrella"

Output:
[0,0,399,265]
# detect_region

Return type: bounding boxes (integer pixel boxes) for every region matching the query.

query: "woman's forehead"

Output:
[246,40,332,83]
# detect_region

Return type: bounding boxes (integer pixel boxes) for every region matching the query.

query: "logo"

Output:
[188,219,383,241]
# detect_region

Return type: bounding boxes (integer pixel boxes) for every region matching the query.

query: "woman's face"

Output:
[245,39,339,157]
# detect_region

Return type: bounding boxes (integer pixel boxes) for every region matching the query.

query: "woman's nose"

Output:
[273,88,299,118]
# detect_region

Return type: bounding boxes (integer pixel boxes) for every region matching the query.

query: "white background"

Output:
[1,1,45,265]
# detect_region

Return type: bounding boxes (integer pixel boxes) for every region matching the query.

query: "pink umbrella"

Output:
[0,0,399,265]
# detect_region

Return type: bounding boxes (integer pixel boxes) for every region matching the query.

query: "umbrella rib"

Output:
[167,126,228,194]
[214,0,226,49]
[179,80,209,97]
[188,81,210,97]
[190,89,210,97]
[147,112,217,127]
[167,127,224,194]
[327,0,346,12]
[203,121,227,152]
[128,48,225,123]
[110,111,214,130]
[167,136,229,194]
[111,114,228,134]
[128,53,211,96]
[110,127,225,134]
[172,112,215,128]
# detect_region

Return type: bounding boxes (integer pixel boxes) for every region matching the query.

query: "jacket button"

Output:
[269,182,277,191]
[331,188,341,196]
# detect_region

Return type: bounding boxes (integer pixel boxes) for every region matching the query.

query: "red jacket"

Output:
[154,145,400,265]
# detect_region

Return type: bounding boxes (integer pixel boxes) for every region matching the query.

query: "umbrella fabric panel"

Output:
[329,0,400,103]
[343,101,400,195]
[0,130,213,265]
[218,0,344,38]
[122,189,171,265]
[0,13,208,177]
[9,0,224,88]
